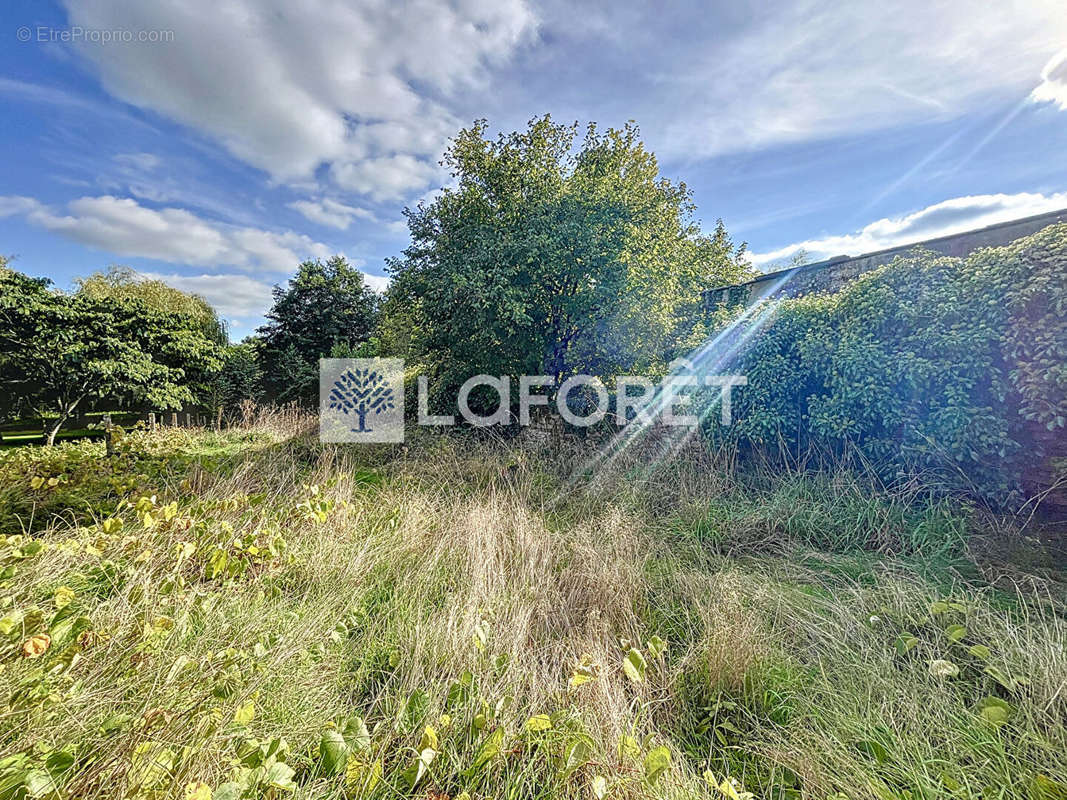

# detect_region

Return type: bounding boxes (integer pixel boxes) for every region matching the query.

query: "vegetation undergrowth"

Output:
[0,420,1063,800]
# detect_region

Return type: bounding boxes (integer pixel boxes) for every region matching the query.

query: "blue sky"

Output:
[2,0,1066,338]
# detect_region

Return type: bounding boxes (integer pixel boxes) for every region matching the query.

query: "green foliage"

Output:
[206,342,263,420]
[706,223,1067,504]
[384,116,751,410]
[75,266,227,345]
[258,257,377,404]
[0,268,223,444]
[0,427,1064,800]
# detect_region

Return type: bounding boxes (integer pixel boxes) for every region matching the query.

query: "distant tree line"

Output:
[0,117,753,442]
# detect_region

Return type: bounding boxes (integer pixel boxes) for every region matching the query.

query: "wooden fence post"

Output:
[170,411,178,427]
[148,411,156,431]
[103,413,115,457]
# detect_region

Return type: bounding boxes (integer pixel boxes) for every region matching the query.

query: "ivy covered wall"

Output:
[703,223,1067,509]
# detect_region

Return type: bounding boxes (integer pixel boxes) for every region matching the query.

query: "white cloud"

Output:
[0,194,336,272]
[751,192,1067,266]
[137,271,275,322]
[361,273,391,293]
[330,155,442,202]
[62,0,536,199]
[642,1,1067,158]
[1030,48,1067,111]
[113,152,160,172]
[289,198,376,230]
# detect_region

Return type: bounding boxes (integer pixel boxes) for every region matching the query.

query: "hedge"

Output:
[703,223,1067,506]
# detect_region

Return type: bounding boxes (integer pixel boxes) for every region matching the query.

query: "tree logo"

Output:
[319,358,404,442]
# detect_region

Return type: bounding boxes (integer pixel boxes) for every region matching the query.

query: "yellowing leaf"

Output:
[569,653,600,689]
[622,648,646,683]
[345,757,382,793]
[618,734,640,761]
[929,659,959,678]
[22,633,51,658]
[643,745,671,785]
[593,775,608,799]
[53,586,75,609]
[525,714,552,732]
[717,776,755,800]
[233,699,255,726]
[184,781,212,800]
[418,725,439,753]
[0,612,22,636]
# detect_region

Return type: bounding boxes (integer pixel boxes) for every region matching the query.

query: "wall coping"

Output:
[711,207,1067,294]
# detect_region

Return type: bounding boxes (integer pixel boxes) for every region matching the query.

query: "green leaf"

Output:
[944,624,967,643]
[984,665,1027,693]
[643,745,671,785]
[318,729,349,776]
[213,783,244,800]
[893,632,918,656]
[342,716,371,752]
[622,648,646,683]
[468,727,504,776]
[855,739,889,764]
[562,737,592,777]
[1031,774,1067,800]
[975,696,1013,727]
[967,644,991,660]
[262,761,296,791]
[647,635,667,659]
[402,748,436,789]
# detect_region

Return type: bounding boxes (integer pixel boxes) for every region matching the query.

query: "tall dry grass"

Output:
[0,423,1064,799]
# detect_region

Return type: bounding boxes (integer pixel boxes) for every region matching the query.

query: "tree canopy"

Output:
[0,266,223,444]
[257,256,378,404]
[76,266,227,344]
[383,116,751,406]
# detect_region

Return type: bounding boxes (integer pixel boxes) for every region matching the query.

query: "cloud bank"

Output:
[62,0,537,200]
[750,192,1067,266]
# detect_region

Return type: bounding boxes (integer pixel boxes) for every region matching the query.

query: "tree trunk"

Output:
[45,416,65,447]
[44,398,82,446]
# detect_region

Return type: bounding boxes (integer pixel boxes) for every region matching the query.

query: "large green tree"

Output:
[76,266,227,344]
[0,267,223,445]
[257,257,378,404]
[383,116,751,406]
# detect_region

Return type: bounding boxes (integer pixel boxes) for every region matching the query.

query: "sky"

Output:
[1,0,1065,338]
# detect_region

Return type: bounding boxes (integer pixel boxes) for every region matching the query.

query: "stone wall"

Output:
[705,208,1067,311]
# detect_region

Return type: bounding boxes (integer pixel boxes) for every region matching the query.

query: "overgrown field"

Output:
[1,423,1065,800]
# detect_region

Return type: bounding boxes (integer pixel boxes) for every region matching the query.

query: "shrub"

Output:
[705,223,1067,506]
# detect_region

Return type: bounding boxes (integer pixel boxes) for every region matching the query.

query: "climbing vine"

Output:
[705,223,1067,505]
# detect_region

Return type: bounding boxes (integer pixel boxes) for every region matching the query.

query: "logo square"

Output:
[319,358,405,443]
